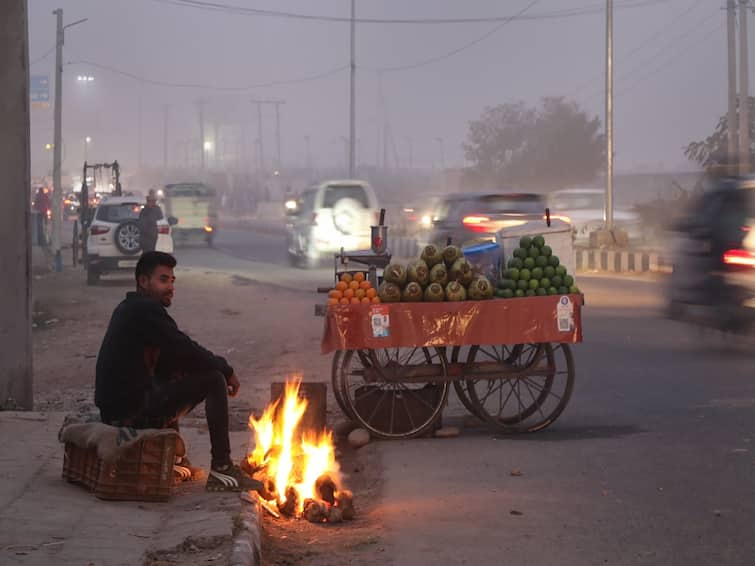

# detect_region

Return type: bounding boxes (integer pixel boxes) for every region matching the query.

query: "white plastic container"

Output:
[496,219,576,279]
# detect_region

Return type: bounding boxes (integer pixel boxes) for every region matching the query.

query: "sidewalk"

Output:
[0,411,256,566]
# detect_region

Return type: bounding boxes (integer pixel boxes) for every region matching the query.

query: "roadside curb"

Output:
[230,491,262,566]
[575,248,671,274]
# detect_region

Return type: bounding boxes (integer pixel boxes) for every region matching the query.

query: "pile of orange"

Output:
[327,272,380,305]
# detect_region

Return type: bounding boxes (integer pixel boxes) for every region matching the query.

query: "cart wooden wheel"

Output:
[465,343,575,433]
[331,349,373,420]
[338,347,449,439]
[449,346,486,420]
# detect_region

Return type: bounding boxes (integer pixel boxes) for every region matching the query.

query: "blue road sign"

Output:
[30,75,50,104]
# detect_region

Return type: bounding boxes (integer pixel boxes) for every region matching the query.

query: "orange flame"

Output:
[247,377,341,515]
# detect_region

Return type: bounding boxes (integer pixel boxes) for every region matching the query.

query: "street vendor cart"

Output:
[321,294,582,439]
[317,213,583,439]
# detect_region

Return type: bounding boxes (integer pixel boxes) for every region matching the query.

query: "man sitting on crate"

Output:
[95,251,262,492]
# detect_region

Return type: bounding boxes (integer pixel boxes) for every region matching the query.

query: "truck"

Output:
[160,182,219,246]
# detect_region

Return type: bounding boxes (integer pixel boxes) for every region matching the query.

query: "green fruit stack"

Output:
[495,234,580,299]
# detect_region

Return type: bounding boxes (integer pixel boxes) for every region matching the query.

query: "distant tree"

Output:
[684,96,755,168]
[462,97,604,190]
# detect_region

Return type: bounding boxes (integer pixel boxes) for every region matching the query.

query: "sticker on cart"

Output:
[557,296,574,332]
[370,305,390,338]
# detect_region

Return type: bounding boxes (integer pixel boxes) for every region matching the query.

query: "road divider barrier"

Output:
[575,248,670,274]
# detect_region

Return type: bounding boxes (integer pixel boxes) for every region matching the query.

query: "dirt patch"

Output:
[260,435,391,566]
[143,535,231,565]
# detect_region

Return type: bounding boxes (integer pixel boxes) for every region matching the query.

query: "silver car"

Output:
[548,188,643,245]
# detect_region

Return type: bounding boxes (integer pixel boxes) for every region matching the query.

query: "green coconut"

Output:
[383,263,407,286]
[402,282,424,302]
[449,258,474,287]
[424,282,445,302]
[467,276,494,300]
[445,280,467,302]
[429,263,449,286]
[407,260,430,287]
[442,245,464,267]
[421,244,443,268]
[377,281,402,303]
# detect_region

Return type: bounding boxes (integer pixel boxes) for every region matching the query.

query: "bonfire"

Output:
[246,379,354,523]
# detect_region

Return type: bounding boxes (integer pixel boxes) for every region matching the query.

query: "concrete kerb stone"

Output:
[230,491,262,566]
[574,248,670,274]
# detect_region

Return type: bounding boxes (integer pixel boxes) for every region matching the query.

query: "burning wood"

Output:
[246,378,355,523]
[335,489,355,521]
[302,498,328,523]
[315,474,337,505]
[278,486,300,517]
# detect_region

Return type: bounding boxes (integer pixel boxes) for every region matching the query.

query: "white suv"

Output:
[286,180,380,268]
[85,195,174,285]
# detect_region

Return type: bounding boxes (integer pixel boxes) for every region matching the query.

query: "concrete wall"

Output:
[0,0,33,409]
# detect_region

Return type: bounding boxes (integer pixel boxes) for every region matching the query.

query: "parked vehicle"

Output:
[160,182,219,246]
[548,188,643,245]
[425,192,547,249]
[85,196,175,285]
[286,180,380,268]
[666,176,755,333]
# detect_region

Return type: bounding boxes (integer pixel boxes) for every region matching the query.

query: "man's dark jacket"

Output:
[95,292,233,419]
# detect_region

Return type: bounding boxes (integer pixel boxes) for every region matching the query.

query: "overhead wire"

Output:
[360,0,539,73]
[30,45,55,66]
[64,59,349,91]
[567,0,707,98]
[577,5,724,105]
[613,20,724,99]
[149,0,670,25]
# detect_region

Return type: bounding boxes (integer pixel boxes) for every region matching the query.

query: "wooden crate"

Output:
[62,432,178,502]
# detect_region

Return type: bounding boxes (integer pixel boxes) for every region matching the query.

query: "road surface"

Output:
[171,225,755,565]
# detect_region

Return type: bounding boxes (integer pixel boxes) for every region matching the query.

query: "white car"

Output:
[85,195,174,285]
[286,180,380,268]
[548,188,643,245]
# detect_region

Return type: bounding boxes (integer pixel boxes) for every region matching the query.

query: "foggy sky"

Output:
[27,0,753,180]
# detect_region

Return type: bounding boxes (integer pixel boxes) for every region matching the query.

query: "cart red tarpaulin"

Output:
[321,294,583,353]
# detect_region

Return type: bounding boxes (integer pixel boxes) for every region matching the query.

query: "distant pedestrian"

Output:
[138,189,163,253]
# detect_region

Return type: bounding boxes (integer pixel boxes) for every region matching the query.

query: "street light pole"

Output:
[84,136,91,162]
[605,0,614,231]
[51,9,63,272]
[51,9,86,272]
[349,0,356,178]
[727,0,738,161]
[739,0,750,174]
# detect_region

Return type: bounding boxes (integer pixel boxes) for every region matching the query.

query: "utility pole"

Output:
[254,100,265,174]
[727,0,739,161]
[162,104,169,169]
[304,135,312,174]
[51,9,86,272]
[604,0,614,231]
[349,0,356,178]
[137,85,143,171]
[196,100,206,172]
[406,137,414,170]
[739,0,750,174]
[251,99,285,173]
[51,9,63,271]
[1,0,33,410]
[274,100,283,171]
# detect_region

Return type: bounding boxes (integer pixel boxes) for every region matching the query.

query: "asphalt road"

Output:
[176,225,754,565]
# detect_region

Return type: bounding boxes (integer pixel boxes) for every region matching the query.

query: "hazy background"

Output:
[27,0,750,179]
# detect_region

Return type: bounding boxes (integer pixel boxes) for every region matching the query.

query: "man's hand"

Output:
[227,373,241,398]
